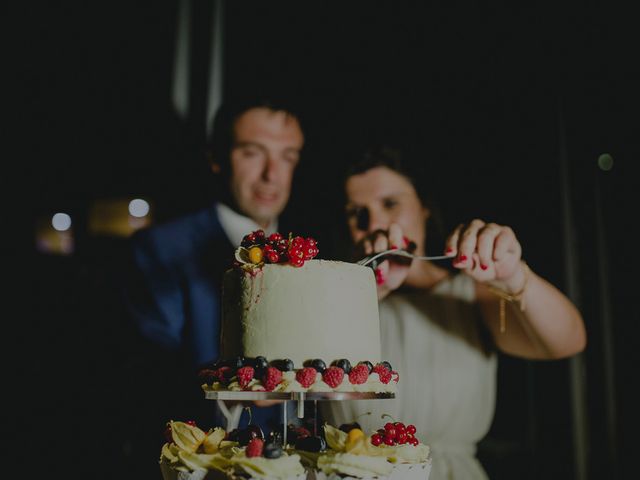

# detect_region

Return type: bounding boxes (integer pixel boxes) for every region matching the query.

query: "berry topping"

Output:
[262,367,283,391]
[322,366,345,388]
[307,358,326,373]
[332,358,352,373]
[263,441,283,459]
[348,364,369,385]
[246,438,264,457]
[238,425,264,446]
[370,417,421,447]
[358,360,374,373]
[296,367,317,388]
[271,358,294,372]
[215,366,234,385]
[198,368,217,386]
[372,363,393,384]
[253,356,269,371]
[236,231,319,269]
[237,366,255,389]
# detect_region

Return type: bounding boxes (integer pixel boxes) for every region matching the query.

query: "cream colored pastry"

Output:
[221,260,381,368]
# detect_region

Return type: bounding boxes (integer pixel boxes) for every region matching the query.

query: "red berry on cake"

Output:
[262,367,283,391]
[237,366,255,389]
[290,236,305,249]
[246,438,264,457]
[268,232,282,243]
[263,245,280,263]
[371,433,383,446]
[406,424,417,435]
[288,247,305,267]
[332,358,352,373]
[322,366,345,388]
[372,363,393,384]
[296,367,317,388]
[348,364,369,384]
[307,358,326,373]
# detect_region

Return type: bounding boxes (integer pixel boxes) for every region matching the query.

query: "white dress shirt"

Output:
[216,202,278,247]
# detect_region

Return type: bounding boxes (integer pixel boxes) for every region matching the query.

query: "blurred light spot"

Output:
[52,213,72,231]
[129,198,150,218]
[598,153,614,171]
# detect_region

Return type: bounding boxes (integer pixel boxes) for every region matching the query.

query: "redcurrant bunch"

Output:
[240,230,319,267]
[370,421,419,447]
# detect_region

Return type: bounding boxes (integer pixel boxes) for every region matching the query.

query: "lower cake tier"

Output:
[199,357,399,394]
[160,421,430,480]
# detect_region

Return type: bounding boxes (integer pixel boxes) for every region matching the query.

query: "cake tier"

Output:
[221,260,381,368]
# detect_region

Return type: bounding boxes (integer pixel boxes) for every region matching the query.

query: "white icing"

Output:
[221,260,382,368]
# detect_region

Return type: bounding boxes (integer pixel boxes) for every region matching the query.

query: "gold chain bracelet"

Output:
[488,262,530,333]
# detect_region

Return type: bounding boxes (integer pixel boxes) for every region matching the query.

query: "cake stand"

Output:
[204,390,395,444]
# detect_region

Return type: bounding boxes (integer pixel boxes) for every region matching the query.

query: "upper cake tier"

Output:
[220,259,382,368]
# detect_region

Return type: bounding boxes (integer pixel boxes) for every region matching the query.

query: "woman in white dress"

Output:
[321,145,586,479]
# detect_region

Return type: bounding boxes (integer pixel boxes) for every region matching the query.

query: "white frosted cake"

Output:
[200,230,399,394]
[221,260,381,367]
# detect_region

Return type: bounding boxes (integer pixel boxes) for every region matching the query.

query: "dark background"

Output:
[9,1,639,479]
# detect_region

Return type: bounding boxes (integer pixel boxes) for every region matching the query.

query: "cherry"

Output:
[383,436,395,446]
[406,424,417,435]
[371,434,383,446]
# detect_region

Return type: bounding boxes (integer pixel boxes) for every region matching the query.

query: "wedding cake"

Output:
[200,230,398,394]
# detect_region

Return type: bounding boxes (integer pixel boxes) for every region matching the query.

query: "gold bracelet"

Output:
[488,262,530,333]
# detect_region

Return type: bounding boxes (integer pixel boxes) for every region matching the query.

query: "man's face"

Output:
[225,108,304,227]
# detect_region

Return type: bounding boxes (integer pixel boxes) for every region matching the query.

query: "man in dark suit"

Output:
[123,96,305,461]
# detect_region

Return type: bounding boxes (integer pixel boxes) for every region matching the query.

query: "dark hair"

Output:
[341,142,448,255]
[206,95,304,175]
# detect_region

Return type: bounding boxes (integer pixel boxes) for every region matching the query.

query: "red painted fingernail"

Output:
[390,244,399,250]
[375,268,385,285]
[480,264,488,270]
[403,236,410,247]
[445,247,453,254]
[459,255,467,262]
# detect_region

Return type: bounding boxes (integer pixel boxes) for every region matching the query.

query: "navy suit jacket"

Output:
[126,204,281,432]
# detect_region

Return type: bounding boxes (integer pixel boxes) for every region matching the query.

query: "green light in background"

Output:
[597,153,614,171]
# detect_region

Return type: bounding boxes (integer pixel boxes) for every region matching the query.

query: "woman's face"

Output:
[345,166,429,255]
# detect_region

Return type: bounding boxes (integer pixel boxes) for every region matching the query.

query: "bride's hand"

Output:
[445,219,525,292]
[356,223,412,300]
